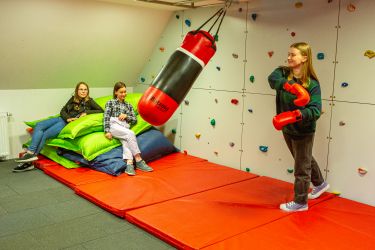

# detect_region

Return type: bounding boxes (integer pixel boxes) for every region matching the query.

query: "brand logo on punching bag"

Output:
[150,95,169,112]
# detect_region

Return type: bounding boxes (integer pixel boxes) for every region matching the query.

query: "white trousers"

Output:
[109,117,140,160]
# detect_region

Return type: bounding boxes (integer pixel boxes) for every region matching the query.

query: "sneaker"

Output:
[125,163,136,176]
[308,182,330,199]
[15,153,38,163]
[280,201,308,212]
[13,162,35,172]
[135,160,153,172]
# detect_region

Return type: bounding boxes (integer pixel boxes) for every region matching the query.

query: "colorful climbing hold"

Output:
[251,13,258,21]
[183,150,188,155]
[176,14,180,19]
[245,167,250,172]
[268,51,274,58]
[339,121,346,126]
[195,133,201,139]
[331,190,341,195]
[238,8,243,12]
[364,50,375,59]
[171,128,177,134]
[216,66,221,71]
[184,100,190,105]
[249,75,255,83]
[231,99,239,105]
[287,168,294,173]
[229,142,235,147]
[259,146,268,152]
[214,34,219,42]
[140,77,145,82]
[232,53,239,59]
[214,151,218,156]
[358,167,368,176]
[214,98,218,103]
[248,108,253,113]
[347,3,356,12]
[341,82,349,88]
[317,52,325,60]
[295,2,303,8]
[185,19,191,27]
[159,47,165,52]
[210,119,216,126]
[291,32,296,37]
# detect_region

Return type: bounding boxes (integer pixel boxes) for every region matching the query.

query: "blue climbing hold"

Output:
[259,146,268,152]
[317,52,325,60]
[185,19,191,27]
[341,82,349,87]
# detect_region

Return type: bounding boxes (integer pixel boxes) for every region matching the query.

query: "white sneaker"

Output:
[280,201,308,212]
[308,182,330,199]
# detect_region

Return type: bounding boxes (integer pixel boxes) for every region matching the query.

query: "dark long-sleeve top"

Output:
[60,97,104,122]
[103,99,137,133]
[268,67,322,136]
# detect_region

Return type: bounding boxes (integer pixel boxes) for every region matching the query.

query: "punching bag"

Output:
[138,30,216,126]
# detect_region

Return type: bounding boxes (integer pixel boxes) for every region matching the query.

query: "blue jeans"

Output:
[28,117,66,154]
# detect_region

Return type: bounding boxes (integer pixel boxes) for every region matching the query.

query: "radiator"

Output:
[0,112,10,159]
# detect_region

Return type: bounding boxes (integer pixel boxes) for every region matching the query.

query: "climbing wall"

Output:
[327,0,375,205]
[135,0,375,206]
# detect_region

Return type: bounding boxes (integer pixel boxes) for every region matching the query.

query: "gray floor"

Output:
[0,160,175,250]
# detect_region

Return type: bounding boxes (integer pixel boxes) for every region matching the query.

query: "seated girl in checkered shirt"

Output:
[104,82,153,176]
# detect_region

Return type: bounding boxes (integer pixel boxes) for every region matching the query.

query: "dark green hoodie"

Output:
[268,67,322,136]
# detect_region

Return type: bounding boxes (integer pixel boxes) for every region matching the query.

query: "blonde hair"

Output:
[288,42,319,88]
[74,82,90,103]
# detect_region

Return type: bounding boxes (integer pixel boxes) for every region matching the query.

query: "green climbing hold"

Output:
[171,129,177,134]
[287,168,294,173]
[210,119,216,126]
[246,168,250,172]
[249,75,255,83]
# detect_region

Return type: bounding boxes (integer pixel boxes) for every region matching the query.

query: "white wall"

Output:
[135,0,375,206]
[0,0,172,89]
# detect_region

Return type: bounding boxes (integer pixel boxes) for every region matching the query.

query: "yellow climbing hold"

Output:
[331,190,341,195]
[195,133,201,139]
[364,50,375,59]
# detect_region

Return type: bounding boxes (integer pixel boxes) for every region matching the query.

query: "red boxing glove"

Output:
[273,110,302,130]
[283,82,310,106]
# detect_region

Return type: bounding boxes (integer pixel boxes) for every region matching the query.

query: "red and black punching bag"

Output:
[138,30,216,126]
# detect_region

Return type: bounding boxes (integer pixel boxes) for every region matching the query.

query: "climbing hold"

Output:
[214,98,218,103]
[214,151,218,156]
[358,167,368,176]
[328,0,333,3]
[317,52,325,60]
[245,167,250,172]
[347,3,356,12]
[185,19,191,27]
[171,128,177,134]
[249,75,255,83]
[183,150,188,155]
[159,47,165,52]
[231,99,239,105]
[140,77,146,82]
[248,108,253,113]
[268,51,274,58]
[339,121,346,126]
[184,100,190,105]
[216,66,221,71]
[259,146,268,152]
[251,13,258,21]
[341,82,349,88]
[232,53,239,59]
[295,2,303,8]
[364,50,375,59]
[176,14,180,19]
[238,8,243,12]
[195,133,201,139]
[229,142,235,147]
[214,34,219,42]
[291,32,296,37]
[331,190,341,195]
[287,168,294,173]
[151,75,155,79]
[210,119,216,126]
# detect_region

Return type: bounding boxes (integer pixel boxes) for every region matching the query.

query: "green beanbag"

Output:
[24,114,60,128]
[58,113,103,139]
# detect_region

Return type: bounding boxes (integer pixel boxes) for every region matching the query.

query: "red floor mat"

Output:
[75,161,257,217]
[43,164,114,189]
[33,156,57,170]
[126,176,335,249]
[203,197,375,250]
[147,152,207,171]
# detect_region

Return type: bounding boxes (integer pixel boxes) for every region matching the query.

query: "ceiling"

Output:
[96,0,232,10]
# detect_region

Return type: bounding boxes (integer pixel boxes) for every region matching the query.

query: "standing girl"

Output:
[268,42,330,212]
[14,82,103,171]
[104,82,153,176]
